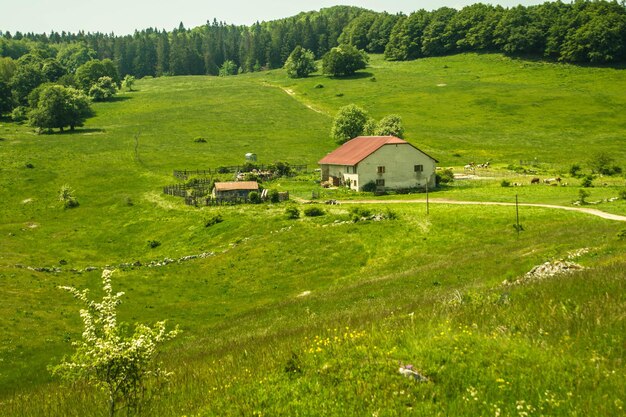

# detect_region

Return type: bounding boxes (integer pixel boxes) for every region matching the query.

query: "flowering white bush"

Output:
[50,269,180,417]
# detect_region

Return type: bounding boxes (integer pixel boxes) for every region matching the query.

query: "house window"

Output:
[414,164,424,172]
[377,166,385,174]
[346,166,352,173]
[376,179,385,186]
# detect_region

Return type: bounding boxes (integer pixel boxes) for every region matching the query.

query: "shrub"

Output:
[569,164,582,178]
[269,189,280,203]
[285,206,300,219]
[618,229,626,240]
[194,137,207,143]
[148,240,161,248]
[314,84,324,89]
[241,162,259,172]
[219,60,237,76]
[436,168,455,185]
[217,166,230,174]
[385,209,398,220]
[11,106,28,122]
[619,189,626,200]
[589,152,621,175]
[581,174,593,188]
[205,214,223,227]
[269,161,292,177]
[51,269,180,417]
[506,164,527,174]
[362,181,377,192]
[248,191,261,204]
[304,206,325,217]
[578,189,590,204]
[58,184,79,209]
[25,163,34,169]
[241,172,259,182]
[501,179,511,187]
[350,207,372,218]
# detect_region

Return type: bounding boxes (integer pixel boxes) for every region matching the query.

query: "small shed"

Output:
[212,181,259,199]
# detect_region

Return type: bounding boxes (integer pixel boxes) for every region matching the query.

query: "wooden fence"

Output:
[184,192,289,207]
[173,164,308,180]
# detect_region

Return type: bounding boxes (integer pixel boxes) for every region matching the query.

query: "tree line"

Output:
[1,2,623,80]
[1,1,625,121]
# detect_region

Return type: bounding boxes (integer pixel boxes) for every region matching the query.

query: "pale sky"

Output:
[1,0,546,36]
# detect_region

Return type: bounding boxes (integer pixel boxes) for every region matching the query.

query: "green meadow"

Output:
[0,53,625,416]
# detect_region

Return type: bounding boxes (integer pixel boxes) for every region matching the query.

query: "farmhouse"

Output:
[212,181,259,199]
[318,136,438,191]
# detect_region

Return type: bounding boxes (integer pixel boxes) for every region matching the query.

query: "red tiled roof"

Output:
[214,181,259,191]
[319,136,430,166]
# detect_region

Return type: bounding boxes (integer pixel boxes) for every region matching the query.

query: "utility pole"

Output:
[515,194,520,237]
[426,177,429,215]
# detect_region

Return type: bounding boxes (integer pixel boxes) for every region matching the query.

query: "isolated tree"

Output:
[375,114,404,138]
[51,269,180,417]
[89,76,117,101]
[331,104,370,143]
[29,85,93,132]
[284,46,317,78]
[322,44,369,76]
[122,74,136,91]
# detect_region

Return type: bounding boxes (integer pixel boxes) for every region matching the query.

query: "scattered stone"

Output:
[504,259,585,286]
[297,290,311,297]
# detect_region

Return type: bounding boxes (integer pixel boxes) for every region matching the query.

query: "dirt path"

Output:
[278,86,328,115]
[336,198,626,222]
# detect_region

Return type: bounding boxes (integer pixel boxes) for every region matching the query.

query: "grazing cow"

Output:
[531,177,541,184]
[464,163,475,172]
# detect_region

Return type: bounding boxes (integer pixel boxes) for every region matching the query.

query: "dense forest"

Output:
[1,1,625,119]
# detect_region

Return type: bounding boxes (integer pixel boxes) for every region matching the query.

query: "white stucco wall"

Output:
[356,143,436,190]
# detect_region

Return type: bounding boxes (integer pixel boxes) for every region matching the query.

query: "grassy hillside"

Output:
[0,53,625,416]
[267,54,626,167]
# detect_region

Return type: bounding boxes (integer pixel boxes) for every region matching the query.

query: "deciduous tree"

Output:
[89,76,117,101]
[322,44,368,76]
[29,84,93,132]
[330,103,370,143]
[75,59,120,92]
[284,46,317,78]
[375,114,404,138]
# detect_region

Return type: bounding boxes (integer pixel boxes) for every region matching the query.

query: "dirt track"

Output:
[336,198,626,222]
